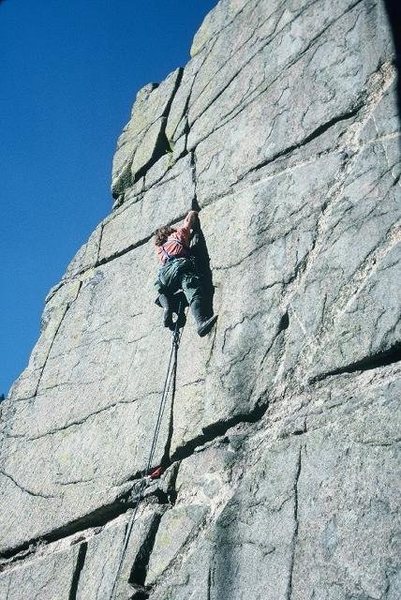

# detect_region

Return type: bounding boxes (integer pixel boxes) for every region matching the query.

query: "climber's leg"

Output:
[171,291,187,329]
[181,268,217,337]
[157,293,174,330]
[176,299,187,329]
[155,260,192,331]
[190,296,218,337]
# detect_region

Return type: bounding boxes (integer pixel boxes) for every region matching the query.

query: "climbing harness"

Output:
[109,314,183,599]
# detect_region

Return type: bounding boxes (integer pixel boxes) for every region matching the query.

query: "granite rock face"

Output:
[1,0,401,598]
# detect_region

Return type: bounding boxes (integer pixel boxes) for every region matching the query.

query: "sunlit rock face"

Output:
[1,1,401,598]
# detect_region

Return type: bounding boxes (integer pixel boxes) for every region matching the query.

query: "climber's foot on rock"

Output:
[197,315,218,337]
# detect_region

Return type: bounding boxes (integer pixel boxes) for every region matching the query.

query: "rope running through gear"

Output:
[109,318,182,599]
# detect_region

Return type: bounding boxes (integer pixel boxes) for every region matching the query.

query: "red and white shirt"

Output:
[155,213,192,265]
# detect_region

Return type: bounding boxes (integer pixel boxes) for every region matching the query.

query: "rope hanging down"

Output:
[109,319,182,600]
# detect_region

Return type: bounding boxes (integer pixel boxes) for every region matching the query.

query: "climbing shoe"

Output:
[191,298,218,337]
[197,315,218,337]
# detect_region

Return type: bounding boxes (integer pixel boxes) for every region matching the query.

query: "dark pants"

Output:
[155,258,202,305]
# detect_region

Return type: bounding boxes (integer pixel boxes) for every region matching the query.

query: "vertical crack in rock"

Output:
[190,149,199,209]
[287,446,302,600]
[128,513,162,598]
[385,0,401,127]
[165,462,180,506]
[162,393,176,471]
[131,68,184,186]
[95,223,105,265]
[33,304,69,397]
[278,311,290,332]
[168,40,215,147]
[131,122,168,184]
[261,309,291,395]
[255,309,290,382]
[34,281,83,397]
[205,323,219,373]
[392,171,401,187]
[5,574,11,600]
[69,542,88,600]
[207,564,212,600]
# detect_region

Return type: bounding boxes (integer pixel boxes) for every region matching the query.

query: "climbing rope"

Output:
[109,316,183,599]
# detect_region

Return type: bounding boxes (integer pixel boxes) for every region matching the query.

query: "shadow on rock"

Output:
[211,499,238,600]
[190,220,215,320]
[384,0,401,134]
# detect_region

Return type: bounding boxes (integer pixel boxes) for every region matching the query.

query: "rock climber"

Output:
[154,210,217,336]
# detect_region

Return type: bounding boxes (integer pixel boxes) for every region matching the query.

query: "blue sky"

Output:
[0,0,217,395]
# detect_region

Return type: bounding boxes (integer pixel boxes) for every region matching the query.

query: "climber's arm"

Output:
[183,210,198,229]
[176,211,199,244]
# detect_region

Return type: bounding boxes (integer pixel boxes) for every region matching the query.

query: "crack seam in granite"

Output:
[129,513,162,593]
[33,306,69,397]
[190,150,199,209]
[287,446,302,600]
[19,280,83,410]
[95,223,105,266]
[69,542,87,600]
[188,0,319,131]
[322,219,401,324]
[113,69,184,198]
[275,62,395,380]
[135,68,184,176]
[170,400,269,463]
[233,103,364,186]
[207,565,212,600]
[0,469,55,499]
[7,391,162,442]
[309,342,401,383]
[0,402,268,563]
[168,33,217,144]
[190,0,365,154]
[372,113,401,185]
